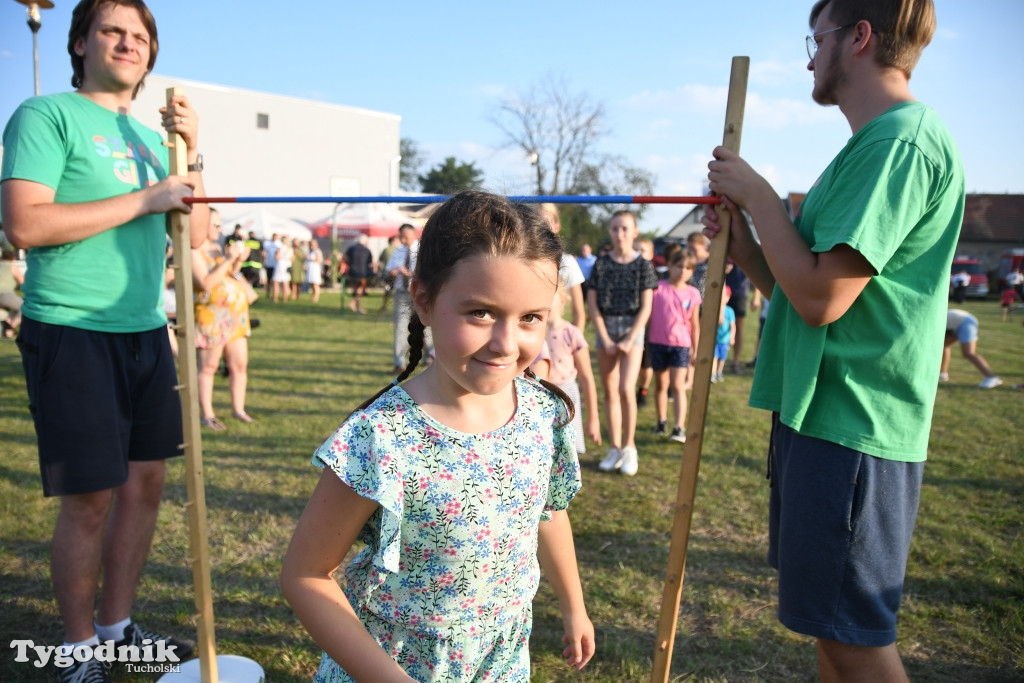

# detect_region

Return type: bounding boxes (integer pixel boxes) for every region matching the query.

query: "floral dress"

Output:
[193,245,250,349]
[311,376,581,682]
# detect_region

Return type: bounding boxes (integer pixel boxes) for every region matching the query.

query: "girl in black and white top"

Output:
[586,210,658,476]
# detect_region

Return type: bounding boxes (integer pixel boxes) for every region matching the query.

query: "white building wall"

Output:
[133,75,401,224]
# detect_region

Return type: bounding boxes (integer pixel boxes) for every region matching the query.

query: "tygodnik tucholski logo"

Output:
[10,638,183,674]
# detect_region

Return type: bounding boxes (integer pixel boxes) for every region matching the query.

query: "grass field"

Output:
[1,292,1022,682]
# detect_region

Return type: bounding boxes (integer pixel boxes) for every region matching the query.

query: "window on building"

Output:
[257,113,269,129]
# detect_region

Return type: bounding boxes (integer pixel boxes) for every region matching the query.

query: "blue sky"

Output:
[2,0,1022,233]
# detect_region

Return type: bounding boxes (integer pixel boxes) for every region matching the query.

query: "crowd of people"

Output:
[1,0,1018,682]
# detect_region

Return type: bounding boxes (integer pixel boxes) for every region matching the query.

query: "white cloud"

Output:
[625,84,726,116]
[746,92,839,129]
[749,59,811,87]
[477,83,510,98]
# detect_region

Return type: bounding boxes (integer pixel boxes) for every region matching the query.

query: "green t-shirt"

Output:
[1,92,170,332]
[750,101,964,462]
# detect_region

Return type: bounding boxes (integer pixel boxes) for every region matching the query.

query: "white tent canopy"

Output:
[220,207,312,242]
[307,202,424,238]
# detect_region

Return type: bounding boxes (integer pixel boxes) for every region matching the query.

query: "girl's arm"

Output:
[281,470,416,683]
[572,346,602,445]
[689,304,701,362]
[587,287,615,355]
[537,510,595,671]
[730,318,737,345]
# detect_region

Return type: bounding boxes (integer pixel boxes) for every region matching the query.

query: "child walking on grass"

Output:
[281,190,595,682]
[648,250,702,443]
[587,211,659,476]
[712,286,736,383]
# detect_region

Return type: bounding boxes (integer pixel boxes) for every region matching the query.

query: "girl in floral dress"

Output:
[282,190,595,682]
[192,208,253,429]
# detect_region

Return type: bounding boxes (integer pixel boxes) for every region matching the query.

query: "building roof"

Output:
[961,194,1024,243]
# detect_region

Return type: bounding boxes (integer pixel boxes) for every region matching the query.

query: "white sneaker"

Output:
[979,376,1003,389]
[599,447,622,472]
[619,446,638,476]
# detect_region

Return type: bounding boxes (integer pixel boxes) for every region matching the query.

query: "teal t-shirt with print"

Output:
[750,101,964,462]
[1,92,170,332]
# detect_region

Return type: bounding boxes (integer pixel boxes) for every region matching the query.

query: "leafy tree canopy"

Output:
[419,157,485,194]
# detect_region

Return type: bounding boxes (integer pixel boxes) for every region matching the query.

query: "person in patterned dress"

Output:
[282,190,595,682]
[192,208,253,429]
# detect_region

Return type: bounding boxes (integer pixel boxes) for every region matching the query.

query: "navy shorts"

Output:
[649,343,690,371]
[767,415,923,646]
[17,317,184,497]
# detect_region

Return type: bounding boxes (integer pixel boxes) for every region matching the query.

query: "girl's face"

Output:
[208,212,222,243]
[414,254,557,398]
[608,215,638,251]
[669,262,692,284]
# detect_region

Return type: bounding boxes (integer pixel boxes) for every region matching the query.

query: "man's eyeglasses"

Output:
[805,25,851,60]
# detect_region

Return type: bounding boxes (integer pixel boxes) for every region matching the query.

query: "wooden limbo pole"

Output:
[650,56,749,683]
[167,87,219,683]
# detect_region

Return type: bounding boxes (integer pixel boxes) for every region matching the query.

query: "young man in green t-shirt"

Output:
[1,1,210,680]
[702,0,964,679]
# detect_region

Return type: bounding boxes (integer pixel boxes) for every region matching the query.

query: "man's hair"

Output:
[68,0,159,99]
[810,0,935,78]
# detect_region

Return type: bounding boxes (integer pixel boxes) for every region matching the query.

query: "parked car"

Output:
[950,256,989,299]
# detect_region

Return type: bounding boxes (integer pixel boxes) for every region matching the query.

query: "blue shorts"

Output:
[767,415,923,647]
[953,314,979,343]
[714,342,730,361]
[649,343,690,371]
[17,317,184,497]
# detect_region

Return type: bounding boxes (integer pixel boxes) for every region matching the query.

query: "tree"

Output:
[492,75,605,196]
[399,138,426,192]
[573,154,656,223]
[491,75,656,247]
[419,157,485,194]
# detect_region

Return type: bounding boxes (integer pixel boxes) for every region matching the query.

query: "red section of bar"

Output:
[632,196,721,204]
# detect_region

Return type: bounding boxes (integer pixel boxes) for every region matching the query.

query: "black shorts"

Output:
[17,317,184,497]
[728,294,748,318]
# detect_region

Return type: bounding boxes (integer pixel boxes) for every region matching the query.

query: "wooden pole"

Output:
[650,57,749,683]
[167,86,219,683]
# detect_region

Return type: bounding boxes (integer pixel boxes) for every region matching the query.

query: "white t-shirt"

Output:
[560,253,585,289]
